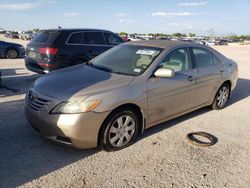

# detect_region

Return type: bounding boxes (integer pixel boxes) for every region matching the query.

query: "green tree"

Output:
[119,32,127,36]
[172,33,187,37]
[32,28,40,32]
[188,33,196,37]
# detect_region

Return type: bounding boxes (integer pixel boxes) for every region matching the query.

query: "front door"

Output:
[147,48,196,125]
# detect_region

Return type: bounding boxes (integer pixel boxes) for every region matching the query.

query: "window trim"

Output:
[66,31,113,46]
[190,47,215,68]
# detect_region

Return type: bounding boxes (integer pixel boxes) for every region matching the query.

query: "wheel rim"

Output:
[109,115,136,148]
[7,50,17,58]
[216,86,229,107]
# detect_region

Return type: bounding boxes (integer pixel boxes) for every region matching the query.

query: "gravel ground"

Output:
[0,37,250,188]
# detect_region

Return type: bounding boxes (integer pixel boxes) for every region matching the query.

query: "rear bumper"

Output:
[25,63,47,74]
[25,58,56,74]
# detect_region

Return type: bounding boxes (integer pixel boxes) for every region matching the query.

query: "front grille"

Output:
[27,91,51,111]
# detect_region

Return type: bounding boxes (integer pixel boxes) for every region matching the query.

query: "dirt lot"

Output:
[0,36,250,188]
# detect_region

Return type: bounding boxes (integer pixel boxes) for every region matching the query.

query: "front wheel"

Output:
[101,109,140,151]
[212,84,230,110]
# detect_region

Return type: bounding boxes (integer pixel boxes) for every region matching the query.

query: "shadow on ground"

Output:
[140,78,250,142]
[0,78,249,187]
[0,68,40,97]
[0,99,100,187]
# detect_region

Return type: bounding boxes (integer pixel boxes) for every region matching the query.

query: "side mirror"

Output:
[154,68,175,78]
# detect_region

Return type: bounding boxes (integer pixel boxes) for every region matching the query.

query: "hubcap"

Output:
[109,115,136,147]
[217,86,229,107]
[7,50,17,58]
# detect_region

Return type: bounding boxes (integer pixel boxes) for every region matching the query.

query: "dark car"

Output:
[0,40,25,59]
[25,28,124,74]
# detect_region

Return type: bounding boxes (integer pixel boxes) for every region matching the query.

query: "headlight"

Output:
[50,100,101,114]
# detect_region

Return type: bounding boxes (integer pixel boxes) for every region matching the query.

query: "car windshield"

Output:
[90,44,162,76]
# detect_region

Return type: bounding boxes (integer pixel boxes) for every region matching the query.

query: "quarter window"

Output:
[85,32,105,45]
[159,48,190,72]
[104,33,123,45]
[191,48,214,68]
[67,32,84,44]
[213,54,222,65]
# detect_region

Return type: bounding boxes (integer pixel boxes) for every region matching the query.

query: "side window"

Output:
[104,33,123,45]
[85,32,105,45]
[159,48,190,72]
[213,54,222,65]
[192,48,214,68]
[67,33,84,44]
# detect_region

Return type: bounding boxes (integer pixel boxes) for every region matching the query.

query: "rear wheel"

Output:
[101,108,140,151]
[212,84,230,110]
[6,48,18,59]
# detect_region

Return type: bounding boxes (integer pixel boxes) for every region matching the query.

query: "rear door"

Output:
[190,47,222,106]
[65,31,87,63]
[84,32,109,58]
[147,48,196,124]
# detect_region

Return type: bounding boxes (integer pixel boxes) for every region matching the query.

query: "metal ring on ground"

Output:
[186,132,218,147]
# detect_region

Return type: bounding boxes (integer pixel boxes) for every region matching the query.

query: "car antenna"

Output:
[58,26,62,29]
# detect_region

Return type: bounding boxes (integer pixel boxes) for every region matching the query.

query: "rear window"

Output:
[32,30,60,44]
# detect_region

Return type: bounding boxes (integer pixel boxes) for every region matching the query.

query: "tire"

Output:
[212,83,230,110]
[6,48,18,59]
[101,108,140,151]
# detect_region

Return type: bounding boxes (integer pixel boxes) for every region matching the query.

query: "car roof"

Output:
[126,40,206,49]
[42,28,113,32]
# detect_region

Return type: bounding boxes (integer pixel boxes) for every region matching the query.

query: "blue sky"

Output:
[0,0,250,36]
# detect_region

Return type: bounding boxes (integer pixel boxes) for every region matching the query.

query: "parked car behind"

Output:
[9,31,19,39]
[21,31,33,40]
[25,28,124,74]
[25,40,238,151]
[0,40,25,58]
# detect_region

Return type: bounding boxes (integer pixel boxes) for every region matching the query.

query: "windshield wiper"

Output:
[110,71,135,76]
[87,63,135,76]
[89,64,113,73]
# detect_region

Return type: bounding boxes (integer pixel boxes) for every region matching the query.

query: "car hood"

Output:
[34,64,135,101]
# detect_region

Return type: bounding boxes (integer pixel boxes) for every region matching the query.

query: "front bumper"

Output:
[24,91,110,149]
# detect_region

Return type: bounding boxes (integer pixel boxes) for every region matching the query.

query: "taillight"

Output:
[39,47,58,55]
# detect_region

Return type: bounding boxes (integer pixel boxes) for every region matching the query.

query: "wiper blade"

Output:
[111,71,134,76]
[90,65,112,72]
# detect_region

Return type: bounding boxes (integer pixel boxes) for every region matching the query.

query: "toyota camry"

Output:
[25,40,238,151]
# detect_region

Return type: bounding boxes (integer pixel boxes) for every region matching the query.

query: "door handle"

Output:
[187,76,194,82]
